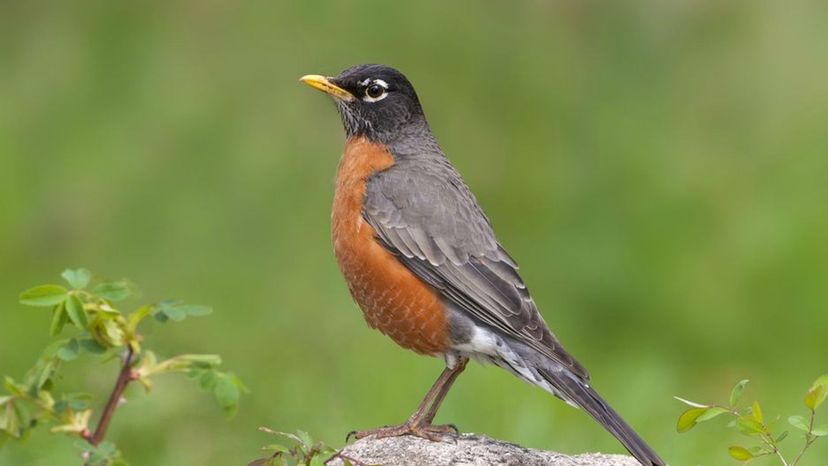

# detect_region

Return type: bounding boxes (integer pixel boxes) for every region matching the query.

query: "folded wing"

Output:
[363,158,588,379]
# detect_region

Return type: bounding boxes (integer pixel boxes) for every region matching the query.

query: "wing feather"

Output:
[364,159,588,378]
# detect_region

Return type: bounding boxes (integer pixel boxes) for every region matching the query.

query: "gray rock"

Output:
[327,434,640,466]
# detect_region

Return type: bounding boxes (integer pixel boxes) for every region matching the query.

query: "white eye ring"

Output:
[363,79,389,102]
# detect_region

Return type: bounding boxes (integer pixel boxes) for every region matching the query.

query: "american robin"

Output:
[301,64,664,466]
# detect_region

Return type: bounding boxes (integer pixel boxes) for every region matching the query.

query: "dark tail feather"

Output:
[538,369,665,466]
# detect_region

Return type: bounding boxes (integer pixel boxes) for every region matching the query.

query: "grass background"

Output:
[1,1,827,464]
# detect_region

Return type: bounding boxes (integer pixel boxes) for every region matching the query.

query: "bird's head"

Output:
[301,64,426,143]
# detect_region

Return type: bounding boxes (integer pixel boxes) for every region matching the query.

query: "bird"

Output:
[300,64,665,466]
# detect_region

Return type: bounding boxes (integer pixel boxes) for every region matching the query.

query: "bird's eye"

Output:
[361,79,389,102]
[366,84,385,99]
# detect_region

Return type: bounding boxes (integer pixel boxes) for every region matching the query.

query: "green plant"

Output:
[249,428,332,466]
[249,427,373,466]
[0,268,246,465]
[676,375,828,465]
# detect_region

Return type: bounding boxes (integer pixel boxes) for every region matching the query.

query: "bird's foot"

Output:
[347,421,459,443]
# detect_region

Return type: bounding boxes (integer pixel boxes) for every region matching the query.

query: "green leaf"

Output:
[776,430,789,443]
[49,303,68,337]
[213,373,241,414]
[142,354,222,377]
[788,415,809,432]
[4,377,26,397]
[87,440,120,466]
[161,306,187,321]
[12,400,31,431]
[183,354,222,369]
[1,402,20,438]
[126,304,154,332]
[69,400,89,411]
[65,295,88,330]
[100,441,117,454]
[154,300,213,322]
[61,268,91,289]
[95,319,126,347]
[158,301,183,320]
[41,339,67,358]
[20,357,57,395]
[677,407,707,433]
[812,374,828,390]
[673,396,708,408]
[296,430,313,447]
[199,370,218,390]
[52,393,89,413]
[805,376,828,410]
[36,359,56,392]
[751,400,763,424]
[261,444,289,453]
[92,281,132,301]
[19,285,68,306]
[248,459,274,466]
[57,339,81,361]
[728,445,754,461]
[259,427,302,444]
[179,304,212,317]
[78,337,107,354]
[806,385,827,411]
[697,407,729,423]
[53,400,68,414]
[0,403,9,429]
[811,425,828,436]
[736,416,764,436]
[730,379,749,406]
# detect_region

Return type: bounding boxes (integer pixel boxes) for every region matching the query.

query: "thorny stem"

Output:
[82,346,137,447]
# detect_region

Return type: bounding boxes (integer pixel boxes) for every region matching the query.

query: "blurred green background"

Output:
[2,1,827,464]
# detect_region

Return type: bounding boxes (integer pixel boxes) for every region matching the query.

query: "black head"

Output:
[301,64,428,143]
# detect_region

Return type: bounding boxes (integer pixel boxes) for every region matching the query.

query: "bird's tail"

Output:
[535,366,665,466]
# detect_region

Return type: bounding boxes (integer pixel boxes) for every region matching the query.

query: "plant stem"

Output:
[790,409,817,466]
[757,430,787,466]
[774,448,790,466]
[84,346,136,446]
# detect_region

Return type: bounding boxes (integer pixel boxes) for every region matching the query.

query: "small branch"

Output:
[755,428,786,466]
[773,447,790,466]
[790,409,817,466]
[86,346,137,446]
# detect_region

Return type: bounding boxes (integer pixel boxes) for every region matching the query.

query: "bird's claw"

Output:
[346,421,460,442]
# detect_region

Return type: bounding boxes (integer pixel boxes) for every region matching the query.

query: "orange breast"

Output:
[332,137,449,356]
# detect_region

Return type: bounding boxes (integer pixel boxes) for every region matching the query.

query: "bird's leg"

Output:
[348,357,469,442]
[422,357,468,425]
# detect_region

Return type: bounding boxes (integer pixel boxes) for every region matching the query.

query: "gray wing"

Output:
[364,158,588,379]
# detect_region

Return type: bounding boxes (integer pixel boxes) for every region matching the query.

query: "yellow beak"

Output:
[299,74,355,102]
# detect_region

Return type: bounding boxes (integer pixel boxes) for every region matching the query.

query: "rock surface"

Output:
[327,434,640,466]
